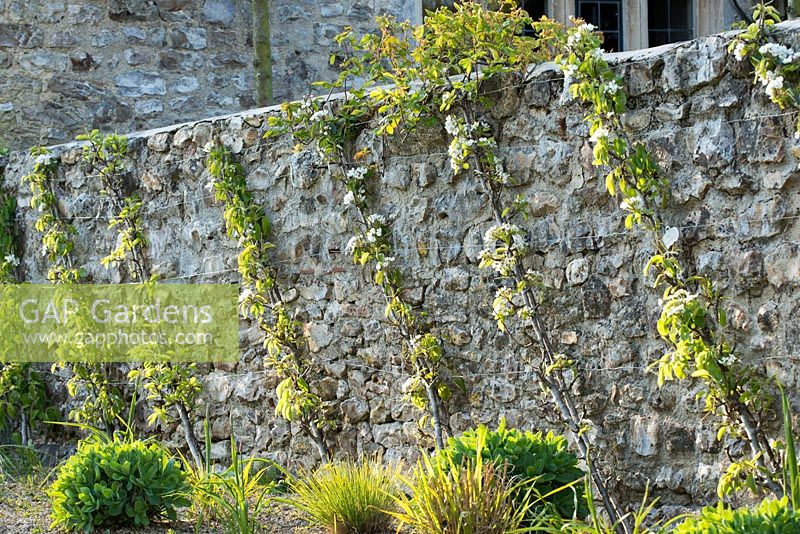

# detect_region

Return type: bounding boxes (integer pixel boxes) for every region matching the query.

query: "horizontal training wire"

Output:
[113,211,800,283]
[35,352,800,387]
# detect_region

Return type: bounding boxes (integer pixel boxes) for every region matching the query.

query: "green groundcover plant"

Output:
[436,420,586,519]
[673,498,800,534]
[48,439,189,532]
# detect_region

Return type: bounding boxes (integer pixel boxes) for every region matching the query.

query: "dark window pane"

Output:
[670,30,692,42]
[577,1,623,51]
[579,4,598,22]
[599,3,619,30]
[522,0,547,19]
[670,0,692,30]
[423,0,454,12]
[649,30,669,47]
[604,32,620,52]
[648,0,668,28]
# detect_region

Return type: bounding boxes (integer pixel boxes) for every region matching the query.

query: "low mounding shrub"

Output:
[674,498,800,534]
[283,457,400,534]
[48,439,189,532]
[391,436,532,534]
[435,419,586,519]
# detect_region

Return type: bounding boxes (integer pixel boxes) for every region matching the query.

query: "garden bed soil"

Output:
[0,479,325,533]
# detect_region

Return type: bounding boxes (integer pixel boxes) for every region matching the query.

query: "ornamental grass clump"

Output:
[48,439,189,532]
[282,457,400,534]
[390,433,534,534]
[435,420,586,520]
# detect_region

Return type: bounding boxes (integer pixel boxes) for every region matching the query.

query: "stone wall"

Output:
[0,0,415,150]
[3,22,800,510]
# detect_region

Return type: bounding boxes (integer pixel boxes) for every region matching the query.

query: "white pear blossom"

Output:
[309,109,329,122]
[34,154,52,166]
[492,287,515,319]
[733,42,747,62]
[567,23,596,47]
[765,74,784,99]
[346,166,368,181]
[493,162,511,185]
[662,227,680,249]
[604,79,621,95]
[562,63,578,78]
[759,43,799,64]
[719,353,738,367]
[345,236,361,255]
[3,254,19,267]
[444,115,460,136]
[343,191,355,206]
[589,125,610,145]
[366,213,386,226]
[238,287,255,304]
[375,255,395,271]
[620,194,644,212]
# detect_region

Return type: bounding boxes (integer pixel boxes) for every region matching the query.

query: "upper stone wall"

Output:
[3,21,800,510]
[0,0,414,150]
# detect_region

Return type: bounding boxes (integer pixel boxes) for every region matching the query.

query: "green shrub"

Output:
[435,419,586,519]
[390,437,533,534]
[282,457,400,533]
[674,498,800,534]
[48,439,189,532]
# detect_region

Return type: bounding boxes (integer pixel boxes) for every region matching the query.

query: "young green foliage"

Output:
[558,13,784,500]
[673,498,800,534]
[48,439,190,532]
[21,146,84,283]
[436,421,586,520]
[207,143,331,460]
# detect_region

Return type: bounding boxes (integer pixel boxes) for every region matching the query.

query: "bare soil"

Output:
[0,479,325,534]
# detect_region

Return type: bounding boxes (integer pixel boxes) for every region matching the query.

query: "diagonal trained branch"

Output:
[78,130,204,471]
[442,112,629,533]
[207,143,332,461]
[266,2,630,525]
[558,17,784,498]
[22,146,126,438]
[268,97,455,450]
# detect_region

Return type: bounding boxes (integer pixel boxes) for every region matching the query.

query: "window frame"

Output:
[647,0,694,47]
[574,0,624,52]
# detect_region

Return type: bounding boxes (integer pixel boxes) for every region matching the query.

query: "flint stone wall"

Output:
[0,0,415,149]
[4,22,800,508]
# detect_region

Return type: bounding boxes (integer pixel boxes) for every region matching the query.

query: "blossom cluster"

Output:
[3,253,19,267]
[343,166,368,207]
[758,43,800,65]
[445,115,478,174]
[566,22,596,48]
[759,69,785,99]
[477,223,527,277]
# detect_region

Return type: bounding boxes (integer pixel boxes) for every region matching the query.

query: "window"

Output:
[521,0,547,36]
[648,0,693,47]
[422,0,454,14]
[576,0,623,52]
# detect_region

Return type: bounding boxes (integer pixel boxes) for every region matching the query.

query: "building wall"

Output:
[3,22,800,507]
[0,0,416,151]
